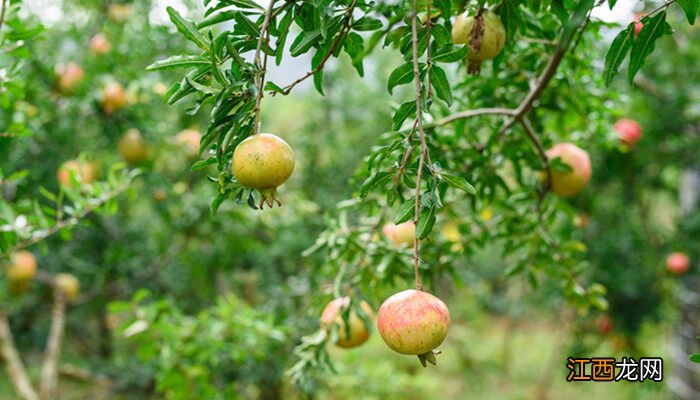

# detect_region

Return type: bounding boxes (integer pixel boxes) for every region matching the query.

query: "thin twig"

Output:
[0,312,39,400]
[252,0,278,135]
[410,0,429,291]
[0,0,8,34]
[425,0,432,98]
[282,0,357,95]
[39,289,66,400]
[427,108,516,129]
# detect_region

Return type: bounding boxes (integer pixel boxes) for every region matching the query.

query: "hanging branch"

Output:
[39,289,67,400]
[0,312,39,400]
[281,0,357,95]
[252,0,278,135]
[409,0,431,291]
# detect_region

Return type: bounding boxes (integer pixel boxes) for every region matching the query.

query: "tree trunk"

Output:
[0,311,39,400]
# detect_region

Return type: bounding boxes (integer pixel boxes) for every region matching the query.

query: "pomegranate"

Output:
[666,252,690,275]
[545,143,591,197]
[377,289,450,365]
[6,251,37,282]
[382,221,415,248]
[118,129,150,164]
[55,273,80,302]
[452,10,505,74]
[232,133,295,208]
[108,3,133,23]
[320,297,374,348]
[56,63,84,93]
[101,81,128,114]
[58,159,95,187]
[614,118,642,147]
[175,129,202,157]
[90,33,112,54]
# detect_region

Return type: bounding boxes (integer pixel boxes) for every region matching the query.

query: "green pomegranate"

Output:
[232,133,295,208]
[452,10,506,74]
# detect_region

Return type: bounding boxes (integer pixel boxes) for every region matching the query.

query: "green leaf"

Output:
[197,10,239,29]
[677,0,699,25]
[416,207,436,240]
[166,7,210,52]
[429,66,452,106]
[690,354,700,363]
[290,30,322,57]
[628,11,671,85]
[185,76,218,94]
[387,62,415,94]
[395,199,416,224]
[431,44,469,62]
[191,157,217,171]
[234,12,260,36]
[146,55,210,71]
[431,24,452,46]
[221,0,264,10]
[210,191,230,214]
[602,25,633,86]
[433,0,451,20]
[391,101,416,131]
[265,81,284,94]
[353,16,383,31]
[360,171,393,198]
[441,174,476,194]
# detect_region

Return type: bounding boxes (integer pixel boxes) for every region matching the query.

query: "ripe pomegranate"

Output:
[55,273,80,302]
[382,221,415,248]
[58,159,95,187]
[90,33,112,54]
[118,129,149,164]
[232,133,295,208]
[377,289,450,365]
[175,129,202,157]
[56,63,84,93]
[614,118,642,147]
[6,251,37,282]
[320,297,374,348]
[545,143,592,197]
[101,81,128,114]
[666,252,690,275]
[595,315,612,335]
[452,10,506,74]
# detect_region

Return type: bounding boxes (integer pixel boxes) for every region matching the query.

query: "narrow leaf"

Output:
[602,25,633,86]
[167,7,210,51]
[628,11,671,85]
[429,66,452,106]
[146,55,210,71]
[387,62,415,94]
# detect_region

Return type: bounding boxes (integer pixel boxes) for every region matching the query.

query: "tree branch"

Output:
[0,0,8,35]
[281,1,357,95]
[0,312,39,400]
[39,289,66,400]
[252,0,278,134]
[427,108,516,129]
[410,0,429,291]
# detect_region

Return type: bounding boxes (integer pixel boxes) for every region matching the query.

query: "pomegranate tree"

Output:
[320,297,374,348]
[377,289,450,366]
[382,221,415,248]
[452,10,506,74]
[545,143,592,197]
[666,252,690,275]
[614,118,642,147]
[232,133,295,209]
[118,129,150,164]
